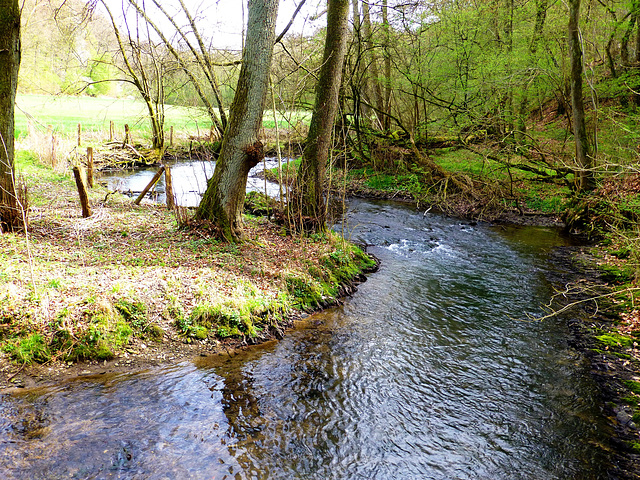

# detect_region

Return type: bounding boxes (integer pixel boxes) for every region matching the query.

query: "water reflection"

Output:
[100,158,283,207]
[0,200,612,479]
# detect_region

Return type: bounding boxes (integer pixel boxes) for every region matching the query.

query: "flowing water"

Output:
[0,198,612,479]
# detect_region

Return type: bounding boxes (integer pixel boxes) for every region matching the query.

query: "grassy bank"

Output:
[0,152,375,376]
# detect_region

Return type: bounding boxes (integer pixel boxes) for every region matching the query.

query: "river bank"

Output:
[0,152,377,391]
[545,245,640,479]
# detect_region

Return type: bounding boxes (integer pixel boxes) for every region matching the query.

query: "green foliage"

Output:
[285,274,324,310]
[3,333,50,364]
[597,264,636,284]
[244,191,276,216]
[85,60,116,96]
[70,312,133,361]
[114,298,147,330]
[47,278,62,289]
[524,194,565,214]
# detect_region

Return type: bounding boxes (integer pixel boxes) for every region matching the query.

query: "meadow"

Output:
[15,94,215,141]
[15,94,311,143]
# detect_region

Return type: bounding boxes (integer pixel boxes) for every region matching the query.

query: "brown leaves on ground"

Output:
[620,309,640,337]
[0,172,347,376]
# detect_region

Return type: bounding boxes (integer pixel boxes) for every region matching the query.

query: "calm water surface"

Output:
[0,199,611,479]
[100,158,282,206]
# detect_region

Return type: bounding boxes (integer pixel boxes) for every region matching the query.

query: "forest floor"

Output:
[0,152,376,391]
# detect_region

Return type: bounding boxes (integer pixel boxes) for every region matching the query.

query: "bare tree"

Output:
[126,0,228,137]
[195,0,280,241]
[98,0,167,151]
[0,0,22,231]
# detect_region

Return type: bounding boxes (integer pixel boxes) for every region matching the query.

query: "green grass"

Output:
[15,94,213,140]
[432,147,496,177]
[15,94,312,142]
[596,332,636,348]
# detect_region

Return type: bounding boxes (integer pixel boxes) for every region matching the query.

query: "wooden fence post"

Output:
[77,123,82,147]
[134,166,165,205]
[86,147,94,188]
[123,124,130,145]
[72,166,92,218]
[165,165,175,210]
[110,121,114,142]
[170,126,174,147]
[47,125,57,168]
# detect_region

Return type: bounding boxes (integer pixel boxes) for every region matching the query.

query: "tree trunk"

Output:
[363,1,384,128]
[195,0,279,241]
[518,0,548,138]
[294,0,350,231]
[0,0,21,231]
[568,0,595,191]
[382,0,392,131]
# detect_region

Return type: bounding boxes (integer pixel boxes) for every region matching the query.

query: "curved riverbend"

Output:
[0,199,612,479]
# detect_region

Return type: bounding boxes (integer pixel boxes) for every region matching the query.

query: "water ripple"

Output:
[0,199,611,479]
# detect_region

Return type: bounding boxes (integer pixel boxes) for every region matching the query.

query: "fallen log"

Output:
[134,166,165,205]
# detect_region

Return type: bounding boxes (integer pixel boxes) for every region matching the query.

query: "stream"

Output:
[0,166,614,478]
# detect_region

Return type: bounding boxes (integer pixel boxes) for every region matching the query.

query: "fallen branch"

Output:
[528,284,640,322]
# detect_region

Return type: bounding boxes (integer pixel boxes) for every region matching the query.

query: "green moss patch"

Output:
[596,332,635,349]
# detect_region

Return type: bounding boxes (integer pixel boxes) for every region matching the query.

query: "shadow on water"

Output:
[0,199,614,479]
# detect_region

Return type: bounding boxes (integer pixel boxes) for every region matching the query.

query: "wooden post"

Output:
[134,166,165,205]
[165,165,175,210]
[110,121,114,142]
[77,123,82,147]
[170,126,174,147]
[123,124,130,145]
[86,147,94,188]
[209,125,215,142]
[47,125,57,168]
[72,166,92,218]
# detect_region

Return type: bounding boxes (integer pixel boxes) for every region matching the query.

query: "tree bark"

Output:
[382,0,392,131]
[72,166,92,218]
[568,0,595,191]
[0,0,21,231]
[294,0,350,230]
[362,1,384,128]
[195,0,279,241]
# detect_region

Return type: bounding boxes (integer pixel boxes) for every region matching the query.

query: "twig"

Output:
[529,285,640,322]
[6,363,26,382]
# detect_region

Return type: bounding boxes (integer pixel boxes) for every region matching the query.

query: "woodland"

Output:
[1,0,640,472]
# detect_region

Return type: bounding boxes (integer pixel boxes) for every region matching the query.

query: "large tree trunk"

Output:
[0,0,21,232]
[362,1,384,128]
[568,0,595,191]
[195,0,279,241]
[294,0,350,231]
